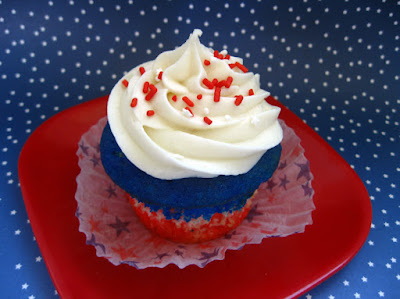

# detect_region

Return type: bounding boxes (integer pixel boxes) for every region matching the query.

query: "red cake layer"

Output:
[128,195,253,244]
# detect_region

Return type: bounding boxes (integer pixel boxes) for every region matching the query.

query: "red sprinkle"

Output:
[147,110,155,116]
[214,86,221,102]
[182,96,194,107]
[130,97,138,107]
[229,63,236,69]
[249,89,254,96]
[224,54,231,60]
[225,76,233,88]
[202,78,214,89]
[122,79,129,88]
[213,50,224,59]
[157,71,163,80]
[172,95,177,102]
[235,95,244,106]
[145,84,157,101]
[235,62,248,73]
[197,94,203,100]
[204,116,213,125]
[184,107,194,116]
[204,59,210,66]
[143,81,149,93]
[139,67,145,75]
[212,78,218,86]
[216,80,226,88]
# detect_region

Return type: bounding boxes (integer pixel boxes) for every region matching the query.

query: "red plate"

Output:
[19,96,371,299]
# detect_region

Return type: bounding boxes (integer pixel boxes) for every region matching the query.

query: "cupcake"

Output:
[100,29,283,243]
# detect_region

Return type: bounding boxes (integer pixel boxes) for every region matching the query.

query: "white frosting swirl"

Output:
[107,29,283,179]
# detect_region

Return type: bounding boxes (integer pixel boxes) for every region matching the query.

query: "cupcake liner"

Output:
[75,117,315,269]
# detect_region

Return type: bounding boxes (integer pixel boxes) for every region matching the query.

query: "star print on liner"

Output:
[246,204,263,223]
[108,216,131,237]
[105,184,117,198]
[78,142,90,156]
[75,117,315,269]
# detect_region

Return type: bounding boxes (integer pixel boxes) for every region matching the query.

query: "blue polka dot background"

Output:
[0,1,399,298]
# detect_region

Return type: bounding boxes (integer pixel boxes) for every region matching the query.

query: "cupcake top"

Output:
[107,29,282,180]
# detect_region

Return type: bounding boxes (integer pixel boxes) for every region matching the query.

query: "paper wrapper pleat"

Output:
[75,117,315,269]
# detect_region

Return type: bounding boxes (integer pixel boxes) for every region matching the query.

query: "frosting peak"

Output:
[107,29,283,179]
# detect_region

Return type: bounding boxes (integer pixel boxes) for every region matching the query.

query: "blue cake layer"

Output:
[100,123,281,220]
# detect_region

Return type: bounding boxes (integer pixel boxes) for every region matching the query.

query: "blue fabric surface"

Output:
[0,0,399,298]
